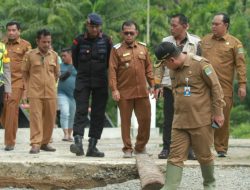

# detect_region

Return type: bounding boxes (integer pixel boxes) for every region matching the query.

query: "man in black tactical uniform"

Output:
[70,13,112,157]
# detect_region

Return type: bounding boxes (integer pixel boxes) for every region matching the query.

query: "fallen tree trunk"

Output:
[136,154,165,190]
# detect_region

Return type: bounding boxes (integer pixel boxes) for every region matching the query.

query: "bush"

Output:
[231,123,250,138]
[230,105,250,127]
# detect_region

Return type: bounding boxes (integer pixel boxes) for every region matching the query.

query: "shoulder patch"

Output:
[203,65,213,76]
[113,43,121,49]
[237,46,244,54]
[138,41,147,46]
[192,55,203,61]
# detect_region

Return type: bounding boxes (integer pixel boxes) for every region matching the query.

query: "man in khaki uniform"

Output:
[1,21,31,151]
[155,42,225,190]
[154,13,201,160]
[109,20,155,158]
[201,13,247,157]
[22,29,60,154]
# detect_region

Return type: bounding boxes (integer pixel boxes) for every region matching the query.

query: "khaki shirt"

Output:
[171,54,225,129]
[22,48,60,98]
[201,33,246,97]
[5,38,31,89]
[109,41,155,100]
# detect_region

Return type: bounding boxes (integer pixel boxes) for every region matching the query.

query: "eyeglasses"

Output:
[123,31,136,36]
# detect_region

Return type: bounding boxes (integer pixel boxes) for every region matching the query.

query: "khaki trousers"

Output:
[118,97,151,152]
[1,88,23,146]
[214,96,233,153]
[29,98,56,146]
[168,125,214,167]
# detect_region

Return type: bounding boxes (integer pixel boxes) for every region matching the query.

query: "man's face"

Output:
[7,24,20,41]
[86,23,101,38]
[211,15,228,37]
[170,17,187,38]
[61,51,72,64]
[122,24,138,45]
[36,35,51,54]
[163,57,179,70]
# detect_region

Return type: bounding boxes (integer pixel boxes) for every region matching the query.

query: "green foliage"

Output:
[231,123,250,138]
[230,105,250,127]
[156,99,164,129]
[0,0,250,129]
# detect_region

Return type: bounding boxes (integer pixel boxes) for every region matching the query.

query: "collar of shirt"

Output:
[6,37,21,45]
[212,33,229,41]
[34,48,52,56]
[122,41,137,49]
[186,32,199,44]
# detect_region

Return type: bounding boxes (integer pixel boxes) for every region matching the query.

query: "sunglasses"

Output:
[123,31,136,36]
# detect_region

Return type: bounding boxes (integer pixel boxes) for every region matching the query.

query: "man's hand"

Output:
[153,87,163,100]
[148,87,155,96]
[4,93,11,101]
[238,87,246,101]
[112,90,120,101]
[213,114,225,128]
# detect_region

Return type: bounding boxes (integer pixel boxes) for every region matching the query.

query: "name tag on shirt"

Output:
[184,86,191,96]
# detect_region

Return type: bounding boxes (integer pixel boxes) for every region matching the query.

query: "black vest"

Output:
[73,33,111,89]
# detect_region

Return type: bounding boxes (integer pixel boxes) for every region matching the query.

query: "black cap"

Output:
[87,13,102,25]
[154,42,180,67]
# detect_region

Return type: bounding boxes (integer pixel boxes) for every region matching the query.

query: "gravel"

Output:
[88,166,250,190]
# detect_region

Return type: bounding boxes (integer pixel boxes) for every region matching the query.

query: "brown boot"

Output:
[40,144,56,152]
[29,146,40,154]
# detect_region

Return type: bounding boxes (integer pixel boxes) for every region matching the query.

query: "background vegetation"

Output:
[0,0,249,138]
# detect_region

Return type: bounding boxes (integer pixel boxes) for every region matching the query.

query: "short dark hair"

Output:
[36,29,51,39]
[6,21,21,30]
[171,13,188,25]
[215,13,230,29]
[121,20,139,31]
[61,47,71,53]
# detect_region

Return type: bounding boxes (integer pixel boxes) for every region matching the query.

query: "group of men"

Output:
[154,13,246,190]
[0,11,247,190]
[0,21,60,154]
[69,12,246,190]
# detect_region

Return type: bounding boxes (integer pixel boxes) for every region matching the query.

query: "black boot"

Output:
[86,138,104,157]
[70,135,84,156]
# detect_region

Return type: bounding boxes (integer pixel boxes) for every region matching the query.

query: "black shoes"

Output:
[217,151,226,157]
[70,135,84,156]
[4,145,14,151]
[86,138,104,157]
[158,149,169,159]
[70,136,104,157]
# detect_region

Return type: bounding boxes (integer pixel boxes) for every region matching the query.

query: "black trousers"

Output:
[73,86,108,139]
[162,87,174,150]
[0,85,4,116]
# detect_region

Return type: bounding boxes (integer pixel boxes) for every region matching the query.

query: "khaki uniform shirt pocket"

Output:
[119,55,131,69]
[138,53,146,66]
[48,61,56,72]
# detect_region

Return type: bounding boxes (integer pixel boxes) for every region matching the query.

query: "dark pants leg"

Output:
[162,87,174,150]
[89,87,108,139]
[73,87,91,137]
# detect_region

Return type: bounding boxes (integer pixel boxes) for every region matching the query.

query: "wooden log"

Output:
[136,154,165,190]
